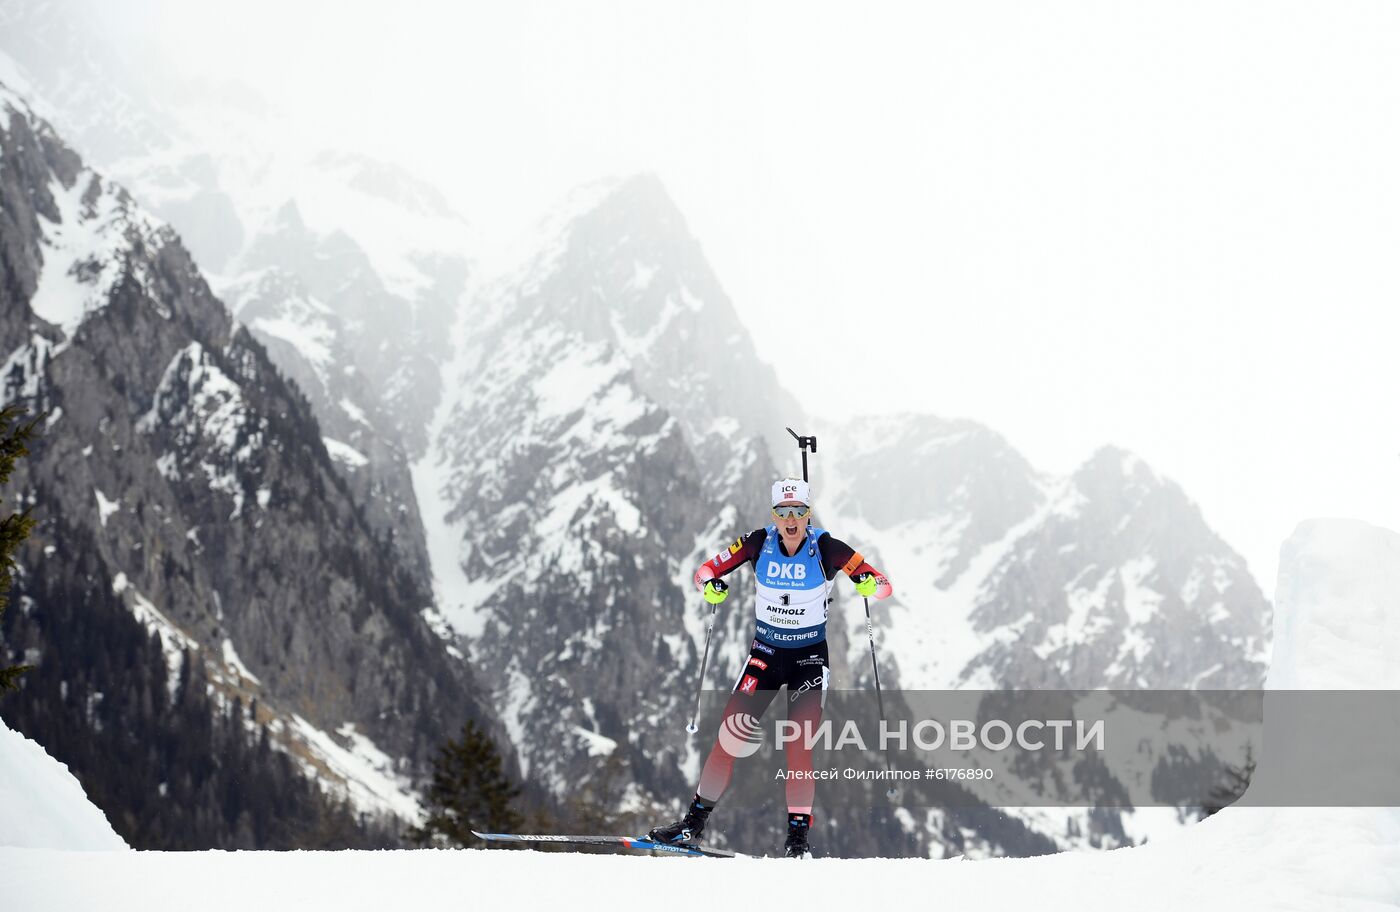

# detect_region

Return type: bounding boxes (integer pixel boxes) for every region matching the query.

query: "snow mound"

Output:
[0,716,127,851]
[1270,518,1400,689]
[1149,518,1400,907]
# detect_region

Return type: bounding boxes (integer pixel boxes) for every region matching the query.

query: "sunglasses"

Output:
[772,504,810,519]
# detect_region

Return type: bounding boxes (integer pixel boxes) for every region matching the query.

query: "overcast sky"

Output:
[104,0,1399,595]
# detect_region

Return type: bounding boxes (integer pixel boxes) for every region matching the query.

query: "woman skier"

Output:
[647,477,893,858]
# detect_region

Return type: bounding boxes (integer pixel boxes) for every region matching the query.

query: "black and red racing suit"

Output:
[691,527,892,815]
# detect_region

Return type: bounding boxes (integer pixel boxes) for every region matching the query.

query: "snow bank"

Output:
[0,716,127,851]
[1148,518,1400,907]
[1270,518,1400,689]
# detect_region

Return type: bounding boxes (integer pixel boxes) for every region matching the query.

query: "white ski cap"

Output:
[772,478,811,506]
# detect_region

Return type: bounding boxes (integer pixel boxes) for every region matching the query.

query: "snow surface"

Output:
[0,717,126,851]
[410,416,493,639]
[321,437,368,469]
[28,166,152,337]
[0,82,168,341]
[95,74,476,308]
[219,639,260,686]
[139,342,259,519]
[338,396,370,428]
[263,151,473,302]
[418,606,465,660]
[286,716,422,825]
[1,334,55,403]
[93,488,120,527]
[247,313,335,374]
[571,725,619,757]
[2,805,1397,912]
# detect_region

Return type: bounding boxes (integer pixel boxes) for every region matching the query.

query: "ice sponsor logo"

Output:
[752,640,775,656]
[747,657,769,671]
[771,478,811,506]
[777,481,807,501]
[767,563,812,585]
[717,711,764,758]
[738,674,759,694]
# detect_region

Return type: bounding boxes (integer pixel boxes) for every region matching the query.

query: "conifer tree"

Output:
[1200,744,1257,818]
[0,405,40,695]
[408,719,523,847]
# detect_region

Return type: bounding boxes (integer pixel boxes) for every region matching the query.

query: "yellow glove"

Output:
[703,579,729,605]
[854,572,878,598]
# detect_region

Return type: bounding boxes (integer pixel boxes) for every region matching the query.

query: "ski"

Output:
[471,831,737,858]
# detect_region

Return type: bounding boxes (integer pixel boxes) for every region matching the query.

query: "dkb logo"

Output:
[717,712,764,758]
[765,561,807,580]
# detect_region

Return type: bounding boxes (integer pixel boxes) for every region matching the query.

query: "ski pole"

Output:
[862,590,898,797]
[686,579,727,734]
[862,595,888,722]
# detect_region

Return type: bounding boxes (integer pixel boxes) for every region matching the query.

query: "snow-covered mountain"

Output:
[0,83,501,841]
[413,176,923,853]
[817,420,1270,692]
[409,176,1273,855]
[216,199,442,577]
[812,417,1270,850]
[5,520,1397,910]
[0,0,471,575]
[209,148,472,460]
[419,177,762,806]
[477,175,800,478]
[0,0,243,270]
[0,0,1274,858]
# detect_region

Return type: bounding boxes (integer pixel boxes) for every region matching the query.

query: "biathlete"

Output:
[647,477,892,858]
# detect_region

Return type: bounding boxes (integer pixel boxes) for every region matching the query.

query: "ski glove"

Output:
[854,572,878,598]
[703,579,729,605]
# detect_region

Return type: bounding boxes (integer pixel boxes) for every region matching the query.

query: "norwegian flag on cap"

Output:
[771,477,810,506]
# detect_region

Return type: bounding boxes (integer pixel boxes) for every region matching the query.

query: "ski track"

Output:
[5,809,1398,912]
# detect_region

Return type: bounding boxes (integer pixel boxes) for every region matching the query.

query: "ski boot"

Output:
[784,813,813,858]
[647,796,712,845]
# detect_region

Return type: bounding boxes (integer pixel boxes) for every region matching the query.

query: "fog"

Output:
[82,0,1400,592]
